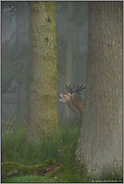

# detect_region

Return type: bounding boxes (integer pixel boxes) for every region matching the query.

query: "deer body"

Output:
[59,82,85,116]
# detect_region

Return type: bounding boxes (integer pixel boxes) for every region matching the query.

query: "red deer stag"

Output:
[59,82,85,116]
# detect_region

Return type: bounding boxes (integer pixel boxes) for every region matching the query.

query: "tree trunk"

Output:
[16,2,28,121]
[76,2,122,178]
[27,2,58,142]
[63,2,73,120]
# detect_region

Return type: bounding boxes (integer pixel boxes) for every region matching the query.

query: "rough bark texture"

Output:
[63,2,73,120]
[76,2,122,177]
[27,2,58,142]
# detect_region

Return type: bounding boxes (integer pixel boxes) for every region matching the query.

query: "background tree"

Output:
[1,2,29,122]
[63,2,73,120]
[76,1,122,178]
[56,2,88,122]
[2,2,29,95]
[27,1,58,142]
[15,2,29,120]
[72,2,88,84]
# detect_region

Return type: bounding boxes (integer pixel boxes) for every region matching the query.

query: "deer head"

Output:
[59,82,85,116]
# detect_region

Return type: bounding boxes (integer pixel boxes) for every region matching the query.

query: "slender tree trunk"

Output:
[63,2,73,120]
[16,3,28,120]
[27,2,58,142]
[76,2,122,178]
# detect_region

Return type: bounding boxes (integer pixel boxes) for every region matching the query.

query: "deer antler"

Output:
[72,82,85,99]
[65,83,72,93]
[60,81,85,116]
[65,82,85,99]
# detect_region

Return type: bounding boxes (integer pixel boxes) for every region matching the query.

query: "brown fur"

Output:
[59,93,84,116]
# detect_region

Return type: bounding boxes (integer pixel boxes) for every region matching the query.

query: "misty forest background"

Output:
[2,1,87,124]
[1,1,122,183]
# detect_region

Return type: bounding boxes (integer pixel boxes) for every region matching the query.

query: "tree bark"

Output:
[27,2,58,142]
[76,2,122,178]
[63,2,73,120]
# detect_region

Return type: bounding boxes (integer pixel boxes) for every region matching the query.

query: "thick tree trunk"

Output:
[76,2,122,178]
[63,2,73,120]
[27,2,58,142]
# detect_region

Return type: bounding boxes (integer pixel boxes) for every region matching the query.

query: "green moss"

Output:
[1,158,55,178]
[46,154,88,182]
[44,2,51,13]
[2,156,123,183]
[47,16,51,23]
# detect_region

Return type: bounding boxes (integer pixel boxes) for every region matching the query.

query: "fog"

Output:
[1,2,88,125]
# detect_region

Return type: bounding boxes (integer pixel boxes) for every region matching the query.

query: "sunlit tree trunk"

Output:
[27,2,58,142]
[76,2,122,178]
[63,2,73,120]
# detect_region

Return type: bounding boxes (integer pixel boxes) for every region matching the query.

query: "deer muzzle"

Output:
[59,94,63,101]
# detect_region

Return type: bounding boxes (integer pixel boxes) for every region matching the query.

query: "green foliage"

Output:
[2,118,80,166]
[2,117,84,182]
[2,149,122,183]
[2,117,123,183]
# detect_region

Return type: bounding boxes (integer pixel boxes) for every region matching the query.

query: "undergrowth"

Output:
[2,118,80,166]
[2,117,122,183]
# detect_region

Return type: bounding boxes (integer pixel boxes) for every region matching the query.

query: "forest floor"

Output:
[1,119,122,183]
[2,153,122,183]
[2,154,90,183]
